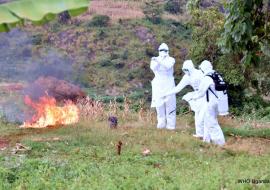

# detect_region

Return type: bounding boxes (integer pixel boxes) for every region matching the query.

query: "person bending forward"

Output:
[192,60,225,146]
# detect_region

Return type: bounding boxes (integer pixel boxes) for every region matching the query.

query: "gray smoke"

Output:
[0,29,75,82]
[0,29,81,123]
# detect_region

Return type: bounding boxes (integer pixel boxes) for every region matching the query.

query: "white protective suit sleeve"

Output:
[150,58,160,72]
[164,74,190,96]
[159,57,175,69]
[193,76,214,100]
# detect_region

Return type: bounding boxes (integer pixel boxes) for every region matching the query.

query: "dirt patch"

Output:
[3,131,32,144]
[224,137,270,155]
[134,26,157,47]
[79,0,144,22]
[31,137,61,142]
[48,29,89,56]
[0,138,9,150]
[3,126,64,143]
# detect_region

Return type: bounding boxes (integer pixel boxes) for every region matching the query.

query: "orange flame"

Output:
[20,95,79,128]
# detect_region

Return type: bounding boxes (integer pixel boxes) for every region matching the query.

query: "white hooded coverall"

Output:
[151,43,176,130]
[193,60,225,146]
[165,60,204,137]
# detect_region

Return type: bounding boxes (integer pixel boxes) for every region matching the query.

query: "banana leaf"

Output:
[0,0,89,32]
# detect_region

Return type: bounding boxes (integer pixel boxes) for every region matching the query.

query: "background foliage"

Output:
[143,0,163,24]
[187,0,270,117]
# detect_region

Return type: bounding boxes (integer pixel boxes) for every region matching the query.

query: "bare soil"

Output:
[79,0,144,22]
[225,137,270,155]
[0,138,9,149]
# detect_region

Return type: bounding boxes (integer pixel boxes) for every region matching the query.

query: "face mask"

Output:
[159,50,168,58]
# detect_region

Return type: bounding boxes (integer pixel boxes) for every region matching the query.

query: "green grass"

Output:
[0,118,270,189]
[223,126,270,139]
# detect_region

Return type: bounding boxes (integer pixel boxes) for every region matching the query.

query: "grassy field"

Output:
[0,116,270,190]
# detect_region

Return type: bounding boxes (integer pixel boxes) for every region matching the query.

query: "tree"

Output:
[189,7,224,63]
[217,0,270,99]
[218,0,270,65]
[0,0,89,32]
[188,6,245,86]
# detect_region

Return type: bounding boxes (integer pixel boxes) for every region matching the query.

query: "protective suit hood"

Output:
[182,60,195,75]
[158,43,169,58]
[199,60,213,75]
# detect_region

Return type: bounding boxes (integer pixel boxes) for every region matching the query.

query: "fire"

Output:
[20,95,79,128]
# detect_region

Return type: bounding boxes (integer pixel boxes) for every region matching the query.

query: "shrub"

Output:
[89,15,110,27]
[215,54,245,86]
[58,11,71,24]
[129,91,145,100]
[32,34,42,45]
[121,50,129,60]
[114,62,125,69]
[110,52,119,60]
[189,8,224,63]
[143,0,163,24]
[164,0,182,14]
[99,58,112,67]
[127,73,135,81]
[92,28,107,40]
[145,44,156,57]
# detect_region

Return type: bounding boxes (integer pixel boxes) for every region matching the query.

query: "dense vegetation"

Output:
[187,0,270,118]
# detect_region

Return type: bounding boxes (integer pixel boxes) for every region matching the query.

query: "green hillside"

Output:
[25,18,190,96]
[0,0,269,119]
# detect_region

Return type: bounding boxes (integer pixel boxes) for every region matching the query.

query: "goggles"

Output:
[182,68,189,72]
[159,49,168,52]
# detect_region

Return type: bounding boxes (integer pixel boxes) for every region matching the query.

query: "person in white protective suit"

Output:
[150,43,176,130]
[164,60,204,138]
[192,60,225,146]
